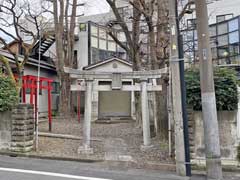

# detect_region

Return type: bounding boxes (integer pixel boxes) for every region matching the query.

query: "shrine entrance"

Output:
[65,67,167,153]
[64,67,167,154]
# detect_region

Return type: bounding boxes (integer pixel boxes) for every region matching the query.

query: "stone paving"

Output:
[37,117,173,165]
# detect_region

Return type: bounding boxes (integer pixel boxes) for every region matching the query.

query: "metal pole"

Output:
[178,35,191,177]
[167,71,172,157]
[48,81,52,132]
[195,1,223,179]
[35,0,42,150]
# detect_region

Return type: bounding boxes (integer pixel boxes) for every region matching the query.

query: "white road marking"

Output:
[0,167,112,180]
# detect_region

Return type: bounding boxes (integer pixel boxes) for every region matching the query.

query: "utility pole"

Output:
[169,0,186,176]
[195,1,223,179]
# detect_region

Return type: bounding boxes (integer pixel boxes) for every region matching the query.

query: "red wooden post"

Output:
[30,78,34,104]
[22,78,26,103]
[77,91,81,123]
[48,81,52,132]
[34,79,38,122]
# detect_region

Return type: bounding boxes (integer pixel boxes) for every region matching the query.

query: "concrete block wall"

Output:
[189,111,239,161]
[11,104,34,153]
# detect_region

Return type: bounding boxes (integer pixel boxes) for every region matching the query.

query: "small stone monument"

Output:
[11,104,34,153]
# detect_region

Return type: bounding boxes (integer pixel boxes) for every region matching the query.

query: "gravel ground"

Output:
[38,117,174,164]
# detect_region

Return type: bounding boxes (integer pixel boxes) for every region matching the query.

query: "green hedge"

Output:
[237,144,240,162]
[185,67,238,111]
[0,73,18,112]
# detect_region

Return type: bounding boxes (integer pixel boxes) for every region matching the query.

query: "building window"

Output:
[89,22,127,63]
[52,82,60,94]
[108,41,116,51]
[91,25,98,36]
[117,6,131,20]
[211,48,218,59]
[229,31,239,44]
[73,50,78,69]
[228,18,239,32]
[91,47,99,63]
[217,35,228,46]
[210,37,217,48]
[91,37,98,48]
[99,28,106,39]
[99,39,107,50]
[216,15,226,23]
[229,44,239,56]
[209,26,216,37]
[217,23,228,35]
[117,31,126,42]
[218,46,229,58]
[79,23,87,31]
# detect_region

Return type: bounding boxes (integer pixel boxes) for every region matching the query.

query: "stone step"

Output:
[12,124,34,131]
[11,146,33,153]
[11,140,34,148]
[95,117,135,124]
[12,119,34,125]
[12,135,34,142]
[12,114,34,121]
[12,130,34,136]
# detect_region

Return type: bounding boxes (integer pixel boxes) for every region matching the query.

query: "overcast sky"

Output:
[1,0,240,42]
[84,0,109,15]
[85,0,240,24]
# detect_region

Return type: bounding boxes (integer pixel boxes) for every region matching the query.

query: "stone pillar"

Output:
[78,78,94,154]
[11,104,34,153]
[140,78,152,149]
[0,111,11,150]
[131,80,135,119]
[92,80,99,121]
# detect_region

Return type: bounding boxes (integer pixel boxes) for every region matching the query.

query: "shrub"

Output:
[237,144,240,163]
[0,73,18,112]
[185,67,238,111]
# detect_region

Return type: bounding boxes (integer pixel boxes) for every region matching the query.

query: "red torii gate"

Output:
[21,75,53,132]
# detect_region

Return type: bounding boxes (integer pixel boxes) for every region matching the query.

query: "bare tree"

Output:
[44,0,84,116]
[137,0,170,139]
[106,0,142,70]
[0,0,40,92]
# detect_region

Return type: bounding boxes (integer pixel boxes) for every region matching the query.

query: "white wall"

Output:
[76,29,89,70]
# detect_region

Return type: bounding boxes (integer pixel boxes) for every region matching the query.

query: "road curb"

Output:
[0,150,177,171]
[0,151,104,163]
[1,151,239,173]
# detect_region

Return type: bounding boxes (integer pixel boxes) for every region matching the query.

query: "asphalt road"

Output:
[0,155,239,180]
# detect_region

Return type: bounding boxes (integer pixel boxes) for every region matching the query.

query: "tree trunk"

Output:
[59,73,71,117]
[156,77,168,139]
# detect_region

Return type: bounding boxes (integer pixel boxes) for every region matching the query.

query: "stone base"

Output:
[140,145,154,151]
[11,146,33,153]
[77,145,93,155]
[105,152,133,161]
